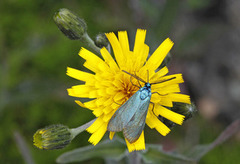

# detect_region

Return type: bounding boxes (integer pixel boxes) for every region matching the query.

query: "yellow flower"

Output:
[67,29,191,152]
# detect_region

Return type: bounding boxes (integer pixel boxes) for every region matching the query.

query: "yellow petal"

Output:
[103,106,114,114]
[143,38,174,72]
[125,131,145,152]
[168,93,191,104]
[67,85,94,98]
[97,88,107,96]
[152,84,180,95]
[158,97,173,107]
[79,48,110,73]
[154,104,185,125]
[99,80,113,86]
[105,32,125,68]
[146,112,170,136]
[109,132,115,140]
[123,51,135,72]
[87,116,104,133]
[88,122,107,145]
[125,138,136,153]
[113,92,126,102]
[133,131,145,151]
[112,79,123,88]
[92,107,104,117]
[134,44,149,71]
[155,120,171,136]
[84,99,98,108]
[118,31,130,55]
[152,74,184,88]
[100,47,119,71]
[103,98,115,107]
[133,29,149,70]
[111,102,119,109]
[89,90,98,98]
[103,110,115,122]
[106,86,118,95]
[75,100,86,108]
[146,109,157,129]
[67,67,94,82]
[150,66,169,83]
[150,93,162,104]
[133,29,146,57]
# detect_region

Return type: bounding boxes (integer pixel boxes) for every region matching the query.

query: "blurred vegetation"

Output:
[0,0,239,163]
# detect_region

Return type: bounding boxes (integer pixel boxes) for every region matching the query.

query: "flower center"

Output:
[123,81,138,100]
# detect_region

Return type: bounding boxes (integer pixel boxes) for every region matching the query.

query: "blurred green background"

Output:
[1,0,240,163]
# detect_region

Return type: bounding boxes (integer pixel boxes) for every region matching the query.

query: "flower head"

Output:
[67,29,190,152]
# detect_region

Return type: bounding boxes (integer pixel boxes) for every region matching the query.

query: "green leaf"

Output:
[187,0,211,10]
[56,138,126,164]
[185,119,240,161]
[141,144,195,164]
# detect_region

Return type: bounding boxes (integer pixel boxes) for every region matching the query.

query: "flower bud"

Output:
[94,33,109,48]
[159,102,197,128]
[33,124,73,150]
[53,8,87,40]
[171,102,197,120]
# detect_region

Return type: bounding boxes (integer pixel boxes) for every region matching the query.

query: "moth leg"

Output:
[152,92,168,96]
[150,102,158,117]
[113,99,122,106]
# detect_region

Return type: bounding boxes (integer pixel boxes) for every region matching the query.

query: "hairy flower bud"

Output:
[172,102,197,120]
[33,124,73,150]
[94,33,109,48]
[53,8,87,40]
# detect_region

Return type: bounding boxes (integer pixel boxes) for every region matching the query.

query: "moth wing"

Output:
[107,91,142,132]
[123,96,150,143]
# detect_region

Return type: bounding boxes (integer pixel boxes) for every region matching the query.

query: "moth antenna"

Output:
[122,70,146,83]
[147,70,149,83]
[151,77,176,85]
[130,75,141,88]
[134,72,142,88]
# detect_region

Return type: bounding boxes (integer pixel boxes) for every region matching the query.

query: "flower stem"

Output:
[82,33,101,56]
[128,152,141,164]
[70,118,96,138]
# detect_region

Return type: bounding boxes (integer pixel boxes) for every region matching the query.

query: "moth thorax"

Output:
[140,85,151,100]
